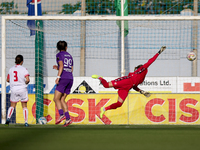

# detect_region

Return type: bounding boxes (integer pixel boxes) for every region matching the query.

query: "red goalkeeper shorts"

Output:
[111,76,133,101]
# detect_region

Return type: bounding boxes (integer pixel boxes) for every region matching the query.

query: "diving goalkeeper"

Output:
[92,46,166,118]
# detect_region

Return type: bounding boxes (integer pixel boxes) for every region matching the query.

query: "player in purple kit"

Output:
[53,41,73,127]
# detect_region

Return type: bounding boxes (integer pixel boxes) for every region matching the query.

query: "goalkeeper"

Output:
[92,46,166,118]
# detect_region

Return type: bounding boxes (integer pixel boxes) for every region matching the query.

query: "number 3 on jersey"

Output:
[13,71,18,82]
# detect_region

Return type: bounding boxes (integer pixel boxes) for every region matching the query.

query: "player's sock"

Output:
[105,101,123,111]
[58,109,64,116]
[23,107,28,123]
[7,107,14,119]
[99,77,109,88]
[55,110,66,124]
[65,111,70,120]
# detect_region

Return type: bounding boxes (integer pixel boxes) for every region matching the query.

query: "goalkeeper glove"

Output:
[158,46,166,54]
[140,90,151,97]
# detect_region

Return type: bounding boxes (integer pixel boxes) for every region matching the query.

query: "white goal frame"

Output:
[1,15,200,124]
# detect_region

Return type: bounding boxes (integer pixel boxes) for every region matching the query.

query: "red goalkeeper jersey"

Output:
[128,53,159,87]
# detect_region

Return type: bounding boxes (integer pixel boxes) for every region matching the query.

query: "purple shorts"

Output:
[55,79,73,94]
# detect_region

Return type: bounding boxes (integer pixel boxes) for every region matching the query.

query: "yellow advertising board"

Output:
[16,94,200,125]
[129,94,200,124]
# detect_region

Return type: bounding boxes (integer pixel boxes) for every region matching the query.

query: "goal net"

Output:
[1,15,200,125]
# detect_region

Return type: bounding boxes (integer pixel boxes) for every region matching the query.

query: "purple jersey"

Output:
[56,51,73,79]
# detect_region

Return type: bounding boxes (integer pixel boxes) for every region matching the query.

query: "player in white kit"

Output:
[5,55,30,127]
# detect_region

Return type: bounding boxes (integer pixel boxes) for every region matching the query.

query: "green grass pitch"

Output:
[0,124,200,150]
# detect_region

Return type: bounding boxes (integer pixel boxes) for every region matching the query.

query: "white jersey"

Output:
[7,65,30,91]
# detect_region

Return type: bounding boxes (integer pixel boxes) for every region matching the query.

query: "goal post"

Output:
[35,20,44,123]
[1,15,200,124]
[1,16,6,124]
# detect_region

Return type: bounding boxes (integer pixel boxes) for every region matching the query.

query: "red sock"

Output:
[7,107,14,119]
[105,101,123,111]
[99,77,109,88]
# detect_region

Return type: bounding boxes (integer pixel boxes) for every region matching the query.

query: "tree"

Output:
[0,1,19,14]
[86,0,115,15]
[60,0,195,15]
[60,0,115,15]
[60,2,81,14]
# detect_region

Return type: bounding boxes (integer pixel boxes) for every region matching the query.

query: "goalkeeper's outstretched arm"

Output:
[158,46,166,54]
[142,46,166,69]
[140,90,151,98]
[133,86,151,98]
[132,86,141,92]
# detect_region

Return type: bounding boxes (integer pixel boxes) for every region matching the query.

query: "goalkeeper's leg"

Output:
[100,90,128,118]
[92,74,113,88]
[100,98,123,118]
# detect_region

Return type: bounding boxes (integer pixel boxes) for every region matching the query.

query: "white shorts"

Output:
[10,89,29,103]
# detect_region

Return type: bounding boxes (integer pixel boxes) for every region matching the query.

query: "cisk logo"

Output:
[184,83,200,92]
[31,96,200,125]
[145,98,199,123]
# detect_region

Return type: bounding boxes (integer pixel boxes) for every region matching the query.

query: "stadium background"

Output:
[0,0,199,77]
[1,1,200,150]
[0,0,200,125]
